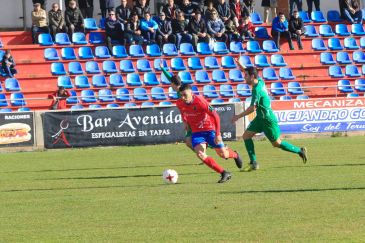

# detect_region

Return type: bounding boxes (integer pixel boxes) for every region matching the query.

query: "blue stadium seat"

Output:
[211,98,224,104]
[85,61,101,74]
[0,94,8,107]
[134,87,149,100]
[297,95,309,100]
[327,10,343,22]
[353,51,365,63]
[311,11,326,23]
[178,71,194,84]
[254,54,270,67]
[246,41,262,53]
[99,18,106,29]
[204,56,219,69]
[78,46,94,59]
[213,42,229,54]
[336,52,352,64]
[51,62,66,75]
[320,52,336,65]
[203,85,219,98]
[351,23,365,35]
[81,90,97,103]
[4,78,20,91]
[72,32,87,44]
[262,40,279,52]
[287,81,304,95]
[237,83,251,97]
[271,54,287,66]
[345,65,361,77]
[124,102,137,108]
[163,43,178,56]
[66,90,78,104]
[280,95,292,100]
[335,24,350,36]
[329,65,345,78]
[75,75,90,88]
[0,108,12,112]
[120,60,135,72]
[279,67,295,80]
[337,80,354,93]
[126,73,142,86]
[141,101,155,107]
[116,88,131,101]
[112,45,128,58]
[61,47,77,60]
[95,46,111,58]
[299,11,311,23]
[180,43,196,55]
[270,82,286,96]
[109,74,124,87]
[221,56,236,69]
[38,33,54,46]
[92,75,108,87]
[151,87,167,100]
[84,18,98,30]
[69,61,84,74]
[319,24,335,37]
[159,101,172,106]
[230,41,245,53]
[106,103,120,108]
[154,59,169,71]
[103,60,118,73]
[137,59,152,72]
[168,87,179,99]
[229,97,241,103]
[239,55,254,67]
[191,85,200,95]
[71,105,84,110]
[146,44,162,56]
[255,27,270,39]
[263,67,279,80]
[229,69,244,82]
[89,32,104,44]
[55,33,71,45]
[250,12,263,24]
[18,107,31,112]
[143,72,160,85]
[11,92,26,106]
[171,57,186,71]
[360,37,365,48]
[312,38,327,50]
[197,42,212,55]
[344,37,359,50]
[44,48,60,61]
[160,71,172,84]
[355,79,365,92]
[304,25,319,37]
[188,57,203,70]
[220,84,235,97]
[89,104,101,109]
[98,89,115,102]
[347,93,359,98]
[328,38,343,50]
[212,70,227,83]
[195,70,211,83]
[57,76,73,89]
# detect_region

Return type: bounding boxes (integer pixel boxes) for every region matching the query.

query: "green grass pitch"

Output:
[1,136,365,242]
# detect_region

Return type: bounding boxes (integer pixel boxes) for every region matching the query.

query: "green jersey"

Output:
[250,78,277,121]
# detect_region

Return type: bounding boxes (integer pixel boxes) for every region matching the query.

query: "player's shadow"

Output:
[221,186,365,194]
[272,163,365,169]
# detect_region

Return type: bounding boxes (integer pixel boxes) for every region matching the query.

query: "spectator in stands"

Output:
[99,0,115,19]
[243,0,255,14]
[306,0,320,18]
[191,0,205,12]
[49,87,71,110]
[65,0,84,38]
[207,10,227,42]
[237,16,255,40]
[32,0,47,10]
[289,10,304,50]
[215,0,233,32]
[133,0,150,19]
[289,0,302,17]
[156,12,175,48]
[1,50,17,78]
[141,12,158,44]
[271,12,294,50]
[230,0,250,24]
[78,0,94,18]
[65,0,78,8]
[340,0,363,24]
[261,0,277,24]
[116,0,131,24]
[161,0,179,21]
[31,3,50,44]
[125,12,144,44]
[204,1,217,21]
[180,0,197,20]
[48,3,65,41]
[188,9,210,50]
[105,10,125,52]
[171,11,192,48]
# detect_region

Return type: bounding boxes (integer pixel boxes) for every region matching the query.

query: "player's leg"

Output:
[184,129,194,151]
[242,118,261,171]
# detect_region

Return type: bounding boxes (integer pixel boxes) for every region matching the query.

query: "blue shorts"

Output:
[191,131,225,149]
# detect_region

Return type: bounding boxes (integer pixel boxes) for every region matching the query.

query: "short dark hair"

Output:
[178,83,192,92]
[278,12,285,16]
[245,67,258,78]
[171,75,182,86]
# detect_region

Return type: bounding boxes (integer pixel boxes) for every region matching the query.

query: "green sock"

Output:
[244,139,257,162]
[280,140,301,154]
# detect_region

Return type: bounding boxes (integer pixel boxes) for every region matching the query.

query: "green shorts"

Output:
[247,117,281,142]
[185,128,192,138]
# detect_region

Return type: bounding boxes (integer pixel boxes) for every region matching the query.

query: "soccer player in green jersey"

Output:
[231,59,308,171]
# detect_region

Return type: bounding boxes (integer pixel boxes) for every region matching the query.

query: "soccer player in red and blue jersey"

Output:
[176,84,243,183]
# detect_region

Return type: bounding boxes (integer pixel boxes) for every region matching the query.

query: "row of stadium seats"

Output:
[321,51,365,65]
[305,24,365,37]
[0,93,26,106]
[329,65,365,78]
[312,37,365,50]
[338,79,365,93]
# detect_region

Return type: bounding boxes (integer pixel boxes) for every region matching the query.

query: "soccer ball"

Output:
[163,169,178,184]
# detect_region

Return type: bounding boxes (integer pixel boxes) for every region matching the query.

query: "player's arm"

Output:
[234,56,246,72]
[232,90,256,123]
[159,61,173,81]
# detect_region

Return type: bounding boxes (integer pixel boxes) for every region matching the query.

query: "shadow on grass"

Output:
[272,163,365,169]
[221,187,365,194]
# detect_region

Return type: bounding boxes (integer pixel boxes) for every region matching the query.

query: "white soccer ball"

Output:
[163,169,178,184]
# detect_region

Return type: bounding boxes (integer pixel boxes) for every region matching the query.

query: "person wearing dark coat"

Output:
[179,0,197,20]
[65,0,84,38]
[125,12,144,44]
[132,0,150,19]
[230,0,250,24]
[105,10,125,52]
[100,0,115,18]
[161,0,179,21]
[156,12,176,48]
[188,9,209,50]
[78,0,94,18]
[340,0,363,24]
[1,50,17,78]
[171,11,192,48]
[32,0,47,10]
[115,0,131,24]
[65,0,78,8]
[48,3,66,40]
[289,11,304,49]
